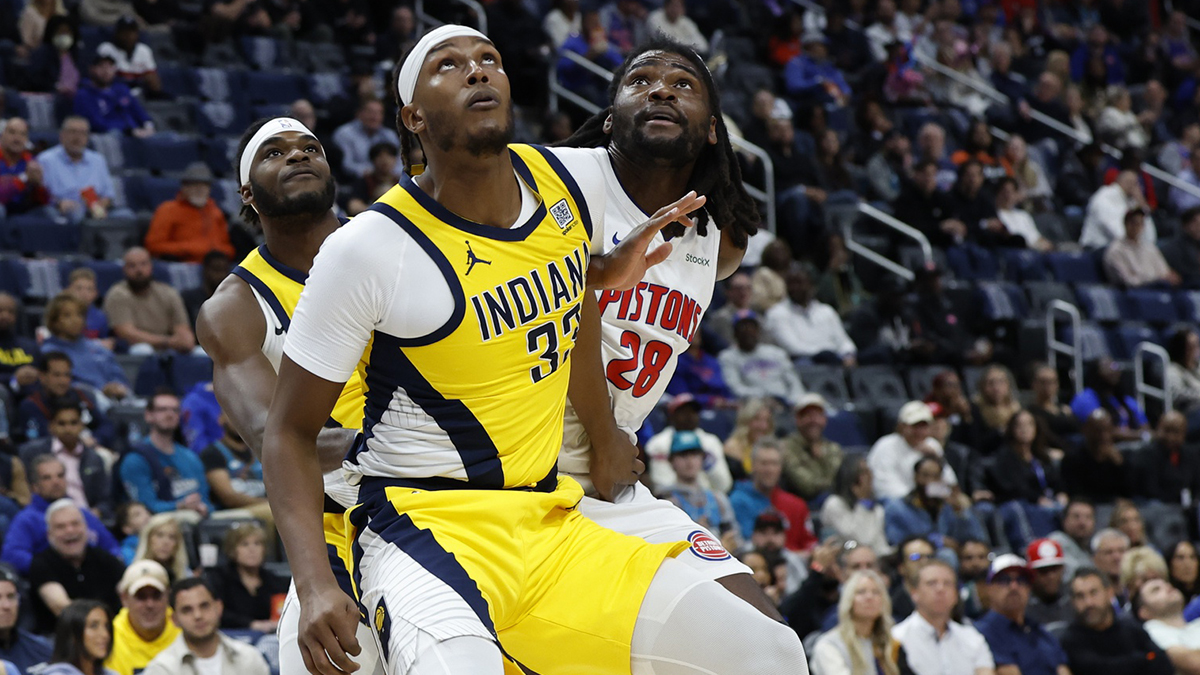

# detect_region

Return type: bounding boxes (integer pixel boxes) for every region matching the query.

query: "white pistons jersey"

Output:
[559,147,720,476]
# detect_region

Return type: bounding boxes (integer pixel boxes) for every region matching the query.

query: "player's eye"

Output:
[676,80,693,89]
[439,58,456,70]
[630,76,649,86]
[266,149,282,158]
[482,53,497,64]
[305,144,319,153]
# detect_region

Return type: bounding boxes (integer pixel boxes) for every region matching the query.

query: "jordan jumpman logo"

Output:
[465,241,491,276]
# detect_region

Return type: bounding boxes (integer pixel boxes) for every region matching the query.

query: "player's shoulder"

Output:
[536,145,609,173]
[195,273,266,358]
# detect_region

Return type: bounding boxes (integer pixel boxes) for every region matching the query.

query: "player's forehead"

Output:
[623,50,701,81]
[423,35,495,65]
[256,130,322,158]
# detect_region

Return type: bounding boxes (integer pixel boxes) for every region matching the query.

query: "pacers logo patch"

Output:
[374,599,391,664]
[687,530,731,561]
[549,198,575,230]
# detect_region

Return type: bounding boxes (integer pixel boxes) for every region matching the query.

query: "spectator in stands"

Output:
[73,53,153,137]
[948,160,1014,247]
[0,292,39,392]
[1121,548,1170,612]
[144,163,235,264]
[1071,359,1149,442]
[866,130,912,204]
[706,272,750,347]
[1170,150,1200,215]
[892,559,995,675]
[1081,169,1156,249]
[717,310,804,407]
[2,454,119,574]
[542,0,579,49]
[1051,498,1098,579]
[868,401,958,501]
[1062,410,1135,501]
[646,0,707,53]
[952,120,1003,177]
[764,265,856,366]
[782,537,876,638]
[180,251,231,329]
[19,401,113,518]
[1069,24,1124,85]
[722,398,776,483]
[1029,363,1081,452]
[811,569,903,675]
[893,160,966,248]
[915,122,957,192]
[206,523,286,633]
[199,414,272,525]
[18,0,64,55]
[781,393,842,501]
[1159,123,1200,178]
[555,11,624,108]
[332,98,400,181]
[120,390,212,521]
[1104,208,1178,288]
[44,599,114,675]
[0,117,50,217]
[199,0,270,43]
[865,0,908,62]
[750,239,790,313]
[784,32,850,110]
[816,234,868,318]
[96,16,160,95]
[1167,541,1200,606]
[41,293,129,399]
[106,560,179,675]
[131,515,187,585]
[1096,85,1149,151]
[1109,498,1149,549]
[973,365,1021,438]
[1162,208,1200,289]
[748,510,806,597]
[993,177,1052,251]
[980,409,1063,549]
[103,248,197,356]
[344,142,400,216]
[16,352,114,447]
[643,393,729,492]
[29,499,125,635]
[975,554,1070,675]
[958,538,993,620]
[115,501,149,564]
[36,116,121,224]
[66,268,112,345]
[143,577,269,675]
[665,332,734,407]
[662,431,738,539]
[883,455,986,547]
[887,535,933,621]
[599,0,649,54]
[1135,578,1200,672]
[1026,538,1073,628]
[1090,528,1132,592]
[23,16,82,97]
[0,566,50,672]
[820,455,891,556]
[730,440,816,553]
[1137,410,1200,504]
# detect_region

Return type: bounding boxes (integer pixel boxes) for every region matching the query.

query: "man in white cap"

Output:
[1026,537,1073,628]
[975,554,1071,675]
[781,392,843,501]
[263,23,806,675]
[867,400,958,501]
[107,560,181,675]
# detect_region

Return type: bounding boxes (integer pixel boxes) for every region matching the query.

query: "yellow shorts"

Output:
[323,510,356,601]
[344,476,686,675]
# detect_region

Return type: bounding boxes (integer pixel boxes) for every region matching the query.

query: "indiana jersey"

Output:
[558,147,720,476]
[284,145,605,490]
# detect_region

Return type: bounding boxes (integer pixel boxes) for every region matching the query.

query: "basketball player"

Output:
[264,24,806,675]
[556,38,782,619]
[194,118,381,675]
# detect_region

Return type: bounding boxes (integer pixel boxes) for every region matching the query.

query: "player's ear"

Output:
[239,184,259,214]
[707,116,718,145]
[602,113,614,135]
[402,105,424,135]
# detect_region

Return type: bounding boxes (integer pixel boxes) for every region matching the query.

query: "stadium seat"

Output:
[306,73,349,106]
[127,176,182,213]
[905,365,949,401]
[1074,284,1125,322]
[1025,281,1075,315]
[251,103,290,120]
[145,100,194,134]
[244,72,307,105]
[200,42,245,69]
[8,217,80,255]
[1061,322,1111,361]
[698,408,736,440]
[1125,288,1179,325]
[196,517,261,568]
[172,355,213,394]
[1109,322,1158,360]
[135,134,203,174]
[976,281,1026,321]
[240,36,293,71]
[1046,251,1102,284]
[848,365,909,406]
[82,261,124,296]
[1142,503,1188,551]
[158,65,197,98]
[1000,248,1047,283]
[204,139,240,179]
[945,245,999,281]
[134,355,170,396]
[299,42,347,73]
[193,67,242,101]
[81,217,142,260]
[0,259,31,298]
[197,101,247,140]
[90,131,125,169]
[794,365,849,408]
[19,92,56,132]
[1033,212,1072,244]
[211,179,243,219]
[824,410,866,447]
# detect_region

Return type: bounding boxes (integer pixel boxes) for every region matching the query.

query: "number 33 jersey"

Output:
[558,147,720,477]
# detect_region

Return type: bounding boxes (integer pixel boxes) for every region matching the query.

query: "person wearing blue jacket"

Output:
[72,53,154,137]
[783,32,851,109]
[884,455,988,548]
[118,391,213,518]
[0,455,120,575]
[0,565,53,673]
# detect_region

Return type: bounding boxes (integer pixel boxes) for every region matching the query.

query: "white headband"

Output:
[239,117,318,185]
[397,24,490,106]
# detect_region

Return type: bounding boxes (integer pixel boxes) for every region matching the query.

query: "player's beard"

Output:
[251,174,336,221]
[616,111,706,168]
[425,103,515,158]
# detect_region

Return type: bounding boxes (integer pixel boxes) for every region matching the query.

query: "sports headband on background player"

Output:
[397,24,490,105]
[238,117,318,186]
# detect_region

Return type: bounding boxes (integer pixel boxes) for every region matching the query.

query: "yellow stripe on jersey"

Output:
[233,245,367,430]
[354,144,592,490]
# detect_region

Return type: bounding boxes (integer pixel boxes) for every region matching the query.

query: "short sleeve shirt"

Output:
[893,612,996,675]
[975,610,1068,675]
[102,280,189,337]
[28,546,124,634]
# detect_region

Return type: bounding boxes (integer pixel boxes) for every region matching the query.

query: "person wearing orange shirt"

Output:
[144,162,234,263]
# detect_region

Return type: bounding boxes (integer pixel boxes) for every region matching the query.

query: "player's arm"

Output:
[568,295,642,501]
[196,280,355,471]
[716,226,747,281]
[588,191,706,291]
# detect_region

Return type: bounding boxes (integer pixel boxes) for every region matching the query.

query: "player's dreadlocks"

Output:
[556,37,760,249]
[392,52,421,176]
[234,117,273,228]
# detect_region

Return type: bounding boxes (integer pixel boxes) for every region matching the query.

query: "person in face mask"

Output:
[22,15,82,96]
[883,455,988,552]
[144,162,236,264]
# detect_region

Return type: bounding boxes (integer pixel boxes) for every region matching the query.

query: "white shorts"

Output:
[577,480,752,581]
[278,581,384,675]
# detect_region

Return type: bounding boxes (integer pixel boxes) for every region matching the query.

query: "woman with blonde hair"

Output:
[132,514,189,584]
[724,397,776,478]
[973,365,1021,436]
[1110,499,1148,548]
[1120,546,1168,604]
[811,570,902,675]
[206,522,288,632]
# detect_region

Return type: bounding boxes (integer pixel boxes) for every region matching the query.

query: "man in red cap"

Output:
[975,553,1071,675]
[1027,537,1072,628]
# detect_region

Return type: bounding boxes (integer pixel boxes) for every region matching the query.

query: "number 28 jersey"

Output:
[558,147,720,476]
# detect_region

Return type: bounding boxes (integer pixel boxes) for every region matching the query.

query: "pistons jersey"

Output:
[558,147,719,476]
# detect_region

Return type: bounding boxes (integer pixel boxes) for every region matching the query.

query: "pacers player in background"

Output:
[265,24,805,675]
[194,118,381,675]
[554,38,783,620]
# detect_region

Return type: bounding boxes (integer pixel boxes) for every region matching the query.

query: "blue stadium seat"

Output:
[698,408,736,440]
[134,356,169,396]
[240,36,291,71]
[19,91,56,132]
[1025,280,1075,315]
[1061,322,1111,361]
[204,139,240,179]
[824,410,866,447]
[193,67,243,102]
[195,101,249,137]
[1074,284,1125,322]
[172,355,214,394]
[306,73,349,106]
[128,176,181,212]
[0,259,31,298]
[848,365,909,406]
[8,218,80,255]
[945,245,999,281]
[135,134,203,174]
[1125,288,1179,325]
[976,281,1026,321]
[81,261,123,296]
[211,179,243,218]
[794,365,849,408]
[251,104,290,121]
[1176,290,1200,323]
[158,65,197,98]
[1109,322,1158,359]
[1046,251,1102,284]
[1001,248,1048,283]
[244,72,307,105]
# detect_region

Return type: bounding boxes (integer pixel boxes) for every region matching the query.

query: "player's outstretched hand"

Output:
[299,585,362,675]
[590,434,645,502]
[595,191,707,291]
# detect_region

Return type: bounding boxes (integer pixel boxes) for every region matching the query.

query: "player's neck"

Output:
[261,211,341,275]
[416,151,522,228]
[607,145,696,216]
